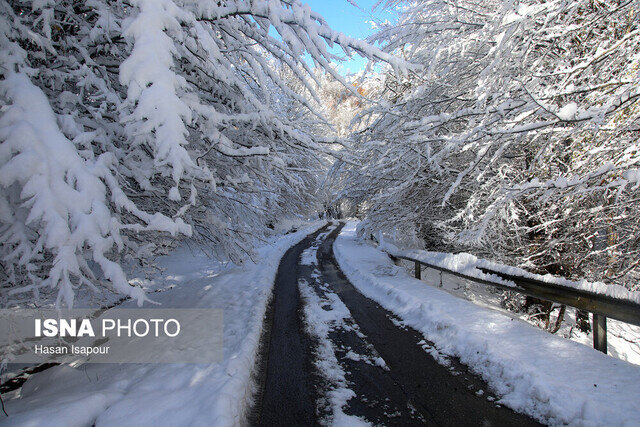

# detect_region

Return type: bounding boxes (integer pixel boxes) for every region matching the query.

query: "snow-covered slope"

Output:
[0,221,324,427]
[334,221,640,425]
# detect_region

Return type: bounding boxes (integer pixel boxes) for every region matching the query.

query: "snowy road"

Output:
[253,222,539,426]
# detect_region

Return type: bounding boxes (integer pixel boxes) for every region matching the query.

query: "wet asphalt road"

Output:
[251,224,329,426]
[252,222,541,426]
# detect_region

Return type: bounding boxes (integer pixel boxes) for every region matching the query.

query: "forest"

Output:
[2,1,640,425]
[1,0,638,310]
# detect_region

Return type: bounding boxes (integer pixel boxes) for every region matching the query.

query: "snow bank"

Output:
[0,221,324,427]
[335,222,640,425]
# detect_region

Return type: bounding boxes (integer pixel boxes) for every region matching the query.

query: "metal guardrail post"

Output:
[388,254,640,351]
[593,314,607,354]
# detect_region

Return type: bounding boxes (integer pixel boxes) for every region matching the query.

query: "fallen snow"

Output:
[379,240,640,305]
[335,221,640,425]
[401,260,640,366]
[299,278,369,426]
[0,221,324,426]
[300,225,336,266]
[300,247,319,265]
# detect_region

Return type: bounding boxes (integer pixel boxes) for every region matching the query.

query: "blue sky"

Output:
[303,0,398,75]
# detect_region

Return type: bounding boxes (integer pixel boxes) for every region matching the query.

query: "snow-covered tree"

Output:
[314,69,384,137]
[0,0,406,307]
[346,0,640,290]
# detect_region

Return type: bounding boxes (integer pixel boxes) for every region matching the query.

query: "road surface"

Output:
[252,222,540,426]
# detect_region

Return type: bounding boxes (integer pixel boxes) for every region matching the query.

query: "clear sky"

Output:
[303,0,398,75]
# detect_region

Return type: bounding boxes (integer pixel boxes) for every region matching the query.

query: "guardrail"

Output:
[389,254,640,354]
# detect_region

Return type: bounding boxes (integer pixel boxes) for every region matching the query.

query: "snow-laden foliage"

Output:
[315,70,384,137]
[345,0,640,289]
[0,0,406,307]
[312,69,386,217]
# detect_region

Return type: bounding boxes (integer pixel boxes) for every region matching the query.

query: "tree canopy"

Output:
[343,0,640,289]
[0,0,405,307]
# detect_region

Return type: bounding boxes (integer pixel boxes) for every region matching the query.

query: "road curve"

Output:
[252,222,541,426]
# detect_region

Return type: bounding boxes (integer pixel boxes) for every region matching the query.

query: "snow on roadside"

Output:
[401,260,640,365]
[607,319,640,364]
[335,221,640,425]
[379,240,640,304]
[298,277,370,427]
[0,221,325,427]
[379,230,640,364]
